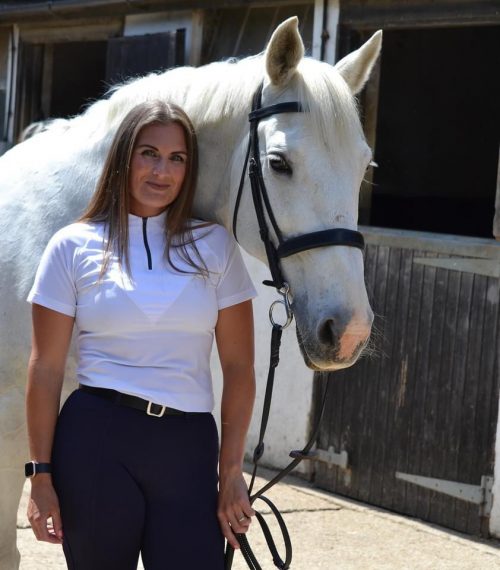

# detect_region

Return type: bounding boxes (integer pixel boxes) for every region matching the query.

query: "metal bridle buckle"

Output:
[269,282,294,330]
[147,401,166,417]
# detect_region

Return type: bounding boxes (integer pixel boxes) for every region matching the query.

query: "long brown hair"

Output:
[80,100,211,276]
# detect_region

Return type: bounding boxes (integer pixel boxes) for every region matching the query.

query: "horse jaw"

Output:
[335,30,382,95]
[265,16,304,87]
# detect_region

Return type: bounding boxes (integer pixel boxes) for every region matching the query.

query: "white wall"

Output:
[211,251,315,476]
[312,0,340,64]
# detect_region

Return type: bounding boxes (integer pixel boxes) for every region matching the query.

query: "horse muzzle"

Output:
[296,308,373,371]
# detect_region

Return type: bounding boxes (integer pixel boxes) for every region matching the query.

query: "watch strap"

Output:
[25,461,52,478]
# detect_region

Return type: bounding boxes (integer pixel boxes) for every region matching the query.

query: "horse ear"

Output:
[265,17,304,87]
[335,30,383,95]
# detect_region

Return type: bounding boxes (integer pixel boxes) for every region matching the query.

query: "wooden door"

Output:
[312,228,500,535]
[106,30,185,85]
[14,41,45,139]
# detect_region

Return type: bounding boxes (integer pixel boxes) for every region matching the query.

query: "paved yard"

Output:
[18,467,500,569]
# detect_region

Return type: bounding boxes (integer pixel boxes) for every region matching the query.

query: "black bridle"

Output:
[226,82,365,570]
[232,82,365,291]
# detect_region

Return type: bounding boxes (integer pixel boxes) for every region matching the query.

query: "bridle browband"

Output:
[226,82,365,570]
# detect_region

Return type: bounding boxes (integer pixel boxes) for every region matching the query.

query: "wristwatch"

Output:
[24,461,52,478]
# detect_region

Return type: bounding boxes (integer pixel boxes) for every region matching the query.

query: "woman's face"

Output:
[128,122,188,217]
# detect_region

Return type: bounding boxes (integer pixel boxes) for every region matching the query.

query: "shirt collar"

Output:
[128,209,168,230]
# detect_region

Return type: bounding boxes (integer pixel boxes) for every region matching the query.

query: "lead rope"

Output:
[224,284,331,570]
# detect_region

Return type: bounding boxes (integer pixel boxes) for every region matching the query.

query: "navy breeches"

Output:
[52,389,224,570]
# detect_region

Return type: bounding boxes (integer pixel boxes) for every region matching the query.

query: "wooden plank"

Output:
[339,0,500,29]
[419,259,450,527]
[460,274,488,534]
[446,271,474,531]
[428,257,458,530]
[481,277,500,531]
[474,276,500,506]
[361,226,500,260]
[18,18,122,43]
[370,246,401,504]
[411,253,436,522]
[413,257,500,278]
[390,247,415,513]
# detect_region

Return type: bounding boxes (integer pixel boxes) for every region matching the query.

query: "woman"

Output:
[25,100,256,569]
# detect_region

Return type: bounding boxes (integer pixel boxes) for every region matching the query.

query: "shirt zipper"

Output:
[142,217,153,270]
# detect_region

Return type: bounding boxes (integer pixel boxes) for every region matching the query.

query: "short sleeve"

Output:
[216,234,257,310]
[27,229,77,317]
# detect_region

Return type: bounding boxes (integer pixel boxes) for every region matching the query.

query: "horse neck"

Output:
[191,119,244,227]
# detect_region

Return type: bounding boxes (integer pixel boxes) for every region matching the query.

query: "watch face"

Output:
[25,462,35,477]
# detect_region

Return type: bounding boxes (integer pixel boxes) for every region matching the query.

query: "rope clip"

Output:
[269,282,293,330]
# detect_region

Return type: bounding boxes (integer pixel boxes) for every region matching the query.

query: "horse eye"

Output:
[269,154,292,175]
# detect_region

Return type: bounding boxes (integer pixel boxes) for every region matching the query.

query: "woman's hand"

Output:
[217,468,255,549]
[27,476,63,544]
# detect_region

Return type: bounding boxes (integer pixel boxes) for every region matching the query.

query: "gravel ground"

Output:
[18,467,500,569]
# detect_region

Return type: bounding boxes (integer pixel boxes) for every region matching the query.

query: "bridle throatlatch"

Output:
[227,82,365,570]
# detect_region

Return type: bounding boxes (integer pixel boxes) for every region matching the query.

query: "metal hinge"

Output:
[396,472,494,517]
[290,446,349,469]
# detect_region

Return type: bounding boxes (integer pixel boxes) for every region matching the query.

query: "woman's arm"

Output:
[26,304,74,544]
[215,299,256,550]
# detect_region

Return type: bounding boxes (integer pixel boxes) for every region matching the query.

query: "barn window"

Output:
[361,26,500,239]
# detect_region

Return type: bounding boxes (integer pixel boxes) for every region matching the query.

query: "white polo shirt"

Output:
[28,211,257,412]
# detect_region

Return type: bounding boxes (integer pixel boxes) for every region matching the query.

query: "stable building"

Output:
[1,0,499,539]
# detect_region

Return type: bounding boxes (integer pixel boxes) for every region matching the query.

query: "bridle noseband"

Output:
[226,82,366,570]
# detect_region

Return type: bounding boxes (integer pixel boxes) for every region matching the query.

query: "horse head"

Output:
[222,18,381,371]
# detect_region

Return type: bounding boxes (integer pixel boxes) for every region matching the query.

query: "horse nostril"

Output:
[317,318,342,347]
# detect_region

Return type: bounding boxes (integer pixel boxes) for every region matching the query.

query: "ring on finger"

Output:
[238,515,247,522]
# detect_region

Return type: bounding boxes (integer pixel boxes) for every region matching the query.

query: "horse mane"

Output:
[44,53,363,155]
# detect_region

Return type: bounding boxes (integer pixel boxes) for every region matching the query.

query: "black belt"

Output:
[78,384,202,418]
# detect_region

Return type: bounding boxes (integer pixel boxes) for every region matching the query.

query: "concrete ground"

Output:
[18,466,500,569]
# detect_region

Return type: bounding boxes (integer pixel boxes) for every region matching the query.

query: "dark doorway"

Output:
[370,26,500,238]
[50,41,107,118]
[15,31,186,139]
[15,39,108,139]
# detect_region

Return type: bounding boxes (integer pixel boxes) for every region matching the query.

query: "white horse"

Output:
[0,17,380,568]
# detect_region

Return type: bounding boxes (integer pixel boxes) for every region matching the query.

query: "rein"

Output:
[226,82,365,569]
